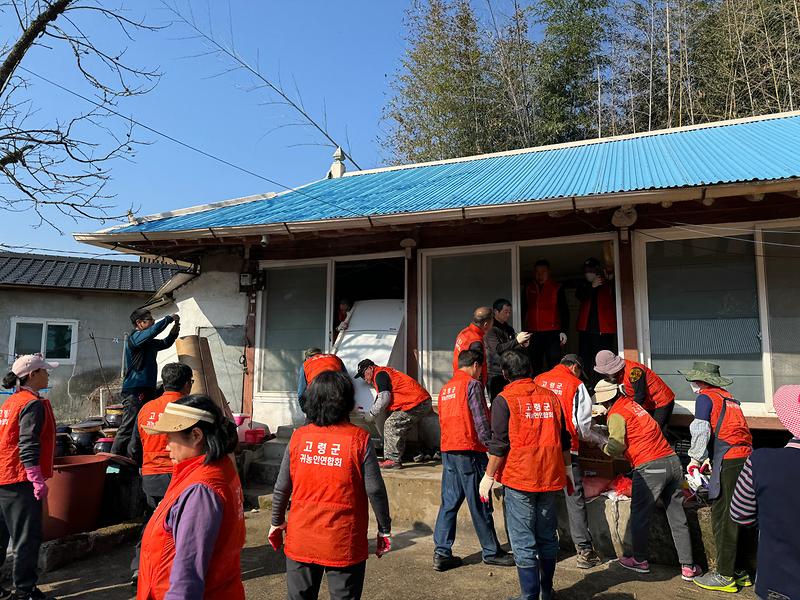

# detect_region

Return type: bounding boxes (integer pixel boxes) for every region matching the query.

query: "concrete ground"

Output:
[37,510,756,600]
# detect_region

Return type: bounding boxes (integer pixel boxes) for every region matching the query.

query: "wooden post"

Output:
[242,290,257,418]
[616,231,640,361]
[405,247,419,380]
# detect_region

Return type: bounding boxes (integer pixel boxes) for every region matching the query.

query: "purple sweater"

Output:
[163,483,223,600]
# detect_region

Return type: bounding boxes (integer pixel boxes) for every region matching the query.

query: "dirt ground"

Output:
[37,510,756,600]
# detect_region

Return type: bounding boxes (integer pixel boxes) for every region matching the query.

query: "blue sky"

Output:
[1,1,412,256]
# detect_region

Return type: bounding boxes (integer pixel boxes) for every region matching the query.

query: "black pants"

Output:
[528,331,561,376]
[131,473,171,573]
[578,332,617,389]
[651,401,675,433]
[487,375,507,404]
[0,482,42,593]
[111,388,155,456]
[286,557,366,600]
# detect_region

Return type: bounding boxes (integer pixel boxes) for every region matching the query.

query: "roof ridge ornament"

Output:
[327,147,346,179]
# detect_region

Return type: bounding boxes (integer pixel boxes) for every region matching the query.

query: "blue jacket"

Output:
[122,316,178,392]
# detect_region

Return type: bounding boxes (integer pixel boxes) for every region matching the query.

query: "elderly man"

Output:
[355,359,433,469]
[480,350,573,600]
[453,307,493,387]
[594,350,675,431]
[433,350,514,572]
[535,354,607,569]
[524,260,569,376]
[484,298,531,402]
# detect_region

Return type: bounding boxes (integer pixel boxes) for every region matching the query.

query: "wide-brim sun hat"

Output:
[592,379,620,404]
[12,353,59,379]
[143,402,215,434]
[773,385,800,438]
[678,361,733,388]
[593,350,625,375]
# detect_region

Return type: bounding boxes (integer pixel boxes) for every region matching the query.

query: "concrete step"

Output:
[275,425,298,440]
[378,464,740,571]
[243,485,273,511]
[261,437,289,460]
[247,458,282,486]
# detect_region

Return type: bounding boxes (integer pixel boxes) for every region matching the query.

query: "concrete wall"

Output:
[152,253,248,412]
[0,287,150,421]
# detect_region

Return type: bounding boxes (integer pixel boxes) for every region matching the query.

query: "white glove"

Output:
[479,474,496,503]
[559,333,567,346]
[516,331,531,345]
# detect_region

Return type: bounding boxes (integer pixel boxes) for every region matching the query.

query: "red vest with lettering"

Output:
[577,284,617,334]
[137,391,181,476]
[608,397,674,468]
[372,367,430,412]
[525,279,561,332]
[535,364,581,453]
[453,323,487,385]
[285,423,371,567]
[623,360,675,410]
[706,387,753,460]
[137,455,245,600]
[303,354,344,384]
[497,379,566,493]
[438,370,488,453]
[0,389,55,485]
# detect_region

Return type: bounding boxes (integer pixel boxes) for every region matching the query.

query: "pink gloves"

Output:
[376,533,391,558]
[25,466,47,501]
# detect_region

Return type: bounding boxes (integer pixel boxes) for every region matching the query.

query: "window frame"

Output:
[8,317,78,364]
[633,222,772,415]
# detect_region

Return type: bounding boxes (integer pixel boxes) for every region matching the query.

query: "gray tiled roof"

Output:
[0,252,182,293]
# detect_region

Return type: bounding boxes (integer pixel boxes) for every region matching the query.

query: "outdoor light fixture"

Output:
[260,234,270,247]
[400,237,417,259]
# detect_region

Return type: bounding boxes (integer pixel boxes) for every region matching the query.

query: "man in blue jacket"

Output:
[110,308,180,456]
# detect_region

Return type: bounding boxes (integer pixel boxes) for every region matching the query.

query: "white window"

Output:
[8,318,78,364]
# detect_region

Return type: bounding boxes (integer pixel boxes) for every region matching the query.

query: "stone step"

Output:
[275,425,298,440]
[261,438,289,460]
[243,485,273,511]
[247,458,282,486]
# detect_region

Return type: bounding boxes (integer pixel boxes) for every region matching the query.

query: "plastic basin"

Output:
[42,455,108,541]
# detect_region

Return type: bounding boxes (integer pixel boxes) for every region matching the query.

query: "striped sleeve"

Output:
[730,456,758,526]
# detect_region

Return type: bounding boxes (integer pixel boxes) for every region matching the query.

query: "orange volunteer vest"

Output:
[608,397,674,468]
[285,423,371,567]
[497,378,566,493]
[577,283,617,334]
[371,367,430,412]
[453,323,487,385]
[0,389,55,485]
[137,391,182,476]
[303,353,345,384]
[137,454,245,600]
[525,279,562,332]
[535,364,581,453]
[623,360,675,411]
[706,388,753,461]
[438,370,488,453]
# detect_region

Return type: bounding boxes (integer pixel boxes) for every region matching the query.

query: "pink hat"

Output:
[773,385,800,438]
[11,353,59,379]
[594,350,625,375]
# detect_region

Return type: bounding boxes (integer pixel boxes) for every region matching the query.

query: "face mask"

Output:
[690,382,702,394]
[585,272,597,283]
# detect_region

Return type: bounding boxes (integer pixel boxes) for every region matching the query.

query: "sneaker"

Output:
[576,548,603,569]
[379,459,402,470]
[618,556,650,573]
[483,551,515,567]
[693,571,738,593]
[432,451,442,461]
[734,570,753,587]
[412,453,430,463]
[681,564,703,581]
[15,589,56,600]
[433,554,463,572]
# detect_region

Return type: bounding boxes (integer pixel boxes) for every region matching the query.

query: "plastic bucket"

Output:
[42,455,108,541]
[245,428,266,444]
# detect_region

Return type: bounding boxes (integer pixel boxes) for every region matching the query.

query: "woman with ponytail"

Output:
[136,395,244,600]
[0,354,58,600]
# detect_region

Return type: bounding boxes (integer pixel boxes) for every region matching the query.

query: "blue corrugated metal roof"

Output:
[114,113,800,234]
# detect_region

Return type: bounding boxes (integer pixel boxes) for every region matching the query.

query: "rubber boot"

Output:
[539,558,557,600]
[508,565,540,600]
